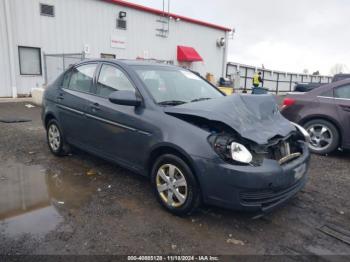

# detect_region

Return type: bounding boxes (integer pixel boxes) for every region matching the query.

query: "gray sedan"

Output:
[42,60,310,216]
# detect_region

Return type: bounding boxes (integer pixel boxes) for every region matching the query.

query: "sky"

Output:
[125,0,350,75]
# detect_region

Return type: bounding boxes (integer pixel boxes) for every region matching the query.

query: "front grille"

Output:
[239,179,304,209]
[251,135,302,166]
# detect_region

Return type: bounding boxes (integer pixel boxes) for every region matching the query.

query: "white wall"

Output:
[0,0,226,96]
[0,0,12,97]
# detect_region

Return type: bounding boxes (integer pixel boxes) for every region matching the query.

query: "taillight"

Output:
[282,98,296,108]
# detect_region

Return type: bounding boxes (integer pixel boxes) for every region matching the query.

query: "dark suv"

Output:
[42,59,310,216]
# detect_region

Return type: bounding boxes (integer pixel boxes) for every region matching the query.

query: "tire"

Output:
[303,119,339,154]
[46,119,70,156]
[151,154,201,216]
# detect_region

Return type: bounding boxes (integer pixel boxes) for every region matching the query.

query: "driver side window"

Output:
[96,64,135,98]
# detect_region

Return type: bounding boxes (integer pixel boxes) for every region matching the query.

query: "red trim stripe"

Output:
[103,0,231,32]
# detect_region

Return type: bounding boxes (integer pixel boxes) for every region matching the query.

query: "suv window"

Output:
[97,64,135,97]
[334,85,350,99]
[68,64,97,93]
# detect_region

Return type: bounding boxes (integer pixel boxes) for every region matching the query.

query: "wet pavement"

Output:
[0,102,350,256]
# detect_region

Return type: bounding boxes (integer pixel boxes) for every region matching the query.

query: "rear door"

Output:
[57,63,98,147]
[334,84,350,148]
[85,63,152,171]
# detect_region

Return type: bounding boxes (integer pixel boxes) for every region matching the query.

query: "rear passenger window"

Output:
[334,85,350,99]
[97,64,135,98]
[321,89,333,97]
[62,71,71,88]
[68,64,97,93]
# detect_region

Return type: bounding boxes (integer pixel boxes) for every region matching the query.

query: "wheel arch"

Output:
[44,112,57,129]
[146,144,200,184]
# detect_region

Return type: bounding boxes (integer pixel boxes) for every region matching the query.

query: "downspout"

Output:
[221,31,229,78]
[4,0,17,98]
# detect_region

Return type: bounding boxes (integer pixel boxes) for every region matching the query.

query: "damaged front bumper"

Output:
[192,141,310,214]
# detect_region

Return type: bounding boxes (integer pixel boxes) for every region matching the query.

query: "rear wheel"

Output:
[304,119,339,154]
[151,154,201,216]
[46,119,70,156]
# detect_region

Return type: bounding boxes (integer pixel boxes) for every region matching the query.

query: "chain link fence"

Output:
[43,53,85,85]
[226,62,332,94]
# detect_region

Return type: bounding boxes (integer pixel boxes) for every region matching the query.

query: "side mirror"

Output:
[108,90,142,106]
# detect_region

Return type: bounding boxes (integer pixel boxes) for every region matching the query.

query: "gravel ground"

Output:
[0,102,349,257]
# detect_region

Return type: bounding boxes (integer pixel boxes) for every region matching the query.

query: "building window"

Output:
[101,53,116,59]
[40,3,55,17]
[117,19,127,30]
[18,46,42,76]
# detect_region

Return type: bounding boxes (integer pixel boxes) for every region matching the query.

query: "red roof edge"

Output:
[103,0,232,32]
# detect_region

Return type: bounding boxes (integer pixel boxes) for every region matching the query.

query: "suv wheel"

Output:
[151,154,201,216]
[46,119,69,156]
[304,119,339,154]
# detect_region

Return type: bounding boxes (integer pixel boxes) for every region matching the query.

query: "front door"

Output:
[85,63,151,171]
[334,84,350,148]
[56,63,98,147]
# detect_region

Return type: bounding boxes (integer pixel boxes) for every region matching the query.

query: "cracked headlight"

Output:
[230,142,253,164]
[208,134,253,165]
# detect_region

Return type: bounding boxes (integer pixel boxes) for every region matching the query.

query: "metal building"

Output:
[0,0,231,97]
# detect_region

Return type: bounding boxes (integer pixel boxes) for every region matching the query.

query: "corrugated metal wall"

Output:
[0,0,226,96]
[0,0,12,97]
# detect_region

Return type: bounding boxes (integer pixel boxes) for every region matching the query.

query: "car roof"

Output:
[78,59,180,69]
[309,78,350,95]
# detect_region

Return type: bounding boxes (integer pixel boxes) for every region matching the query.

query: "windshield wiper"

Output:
[158,100,187,106]
[190,97,212,103]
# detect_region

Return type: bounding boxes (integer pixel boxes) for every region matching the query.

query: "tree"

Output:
[302,69,309,74]
[330,64,349,75]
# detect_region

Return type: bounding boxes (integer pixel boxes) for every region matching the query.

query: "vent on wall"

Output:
[40,4,55,17]
[117,19,127,30]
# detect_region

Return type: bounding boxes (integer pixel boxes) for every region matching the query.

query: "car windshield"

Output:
[134,66,224,105]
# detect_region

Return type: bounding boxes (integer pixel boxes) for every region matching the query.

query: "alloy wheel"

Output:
[48,124,61,152]
[156,164,188,208]
[306,124,333,152]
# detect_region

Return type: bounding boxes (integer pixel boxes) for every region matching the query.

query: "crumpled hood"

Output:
[163,94,296,145]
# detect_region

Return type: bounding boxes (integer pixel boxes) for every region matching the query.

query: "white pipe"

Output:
[222,32,229,78]
[4,0,17,98]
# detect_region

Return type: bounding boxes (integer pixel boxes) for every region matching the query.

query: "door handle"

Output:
[90,103,101,112]
[56,93,64,101]
[340,105,350,112]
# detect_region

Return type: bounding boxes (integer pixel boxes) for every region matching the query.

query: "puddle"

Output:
[0,159,101,238]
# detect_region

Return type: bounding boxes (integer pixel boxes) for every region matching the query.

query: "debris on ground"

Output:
[97,188,102,192]
[0,118,32,123]
[86,169,98,176]
[25,104,35,108]
[339,211,345,215]
[226,238,245,245]
[58,201,65,205]
[107,185,112,189]
[319,224,350,245]
[28,151,36,155]
[171,244,177,250]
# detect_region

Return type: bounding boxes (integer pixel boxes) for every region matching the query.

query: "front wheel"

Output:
[151,154,201,216]
[304,119,339,154]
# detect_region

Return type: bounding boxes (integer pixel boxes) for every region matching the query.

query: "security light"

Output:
[119,11,127,19]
